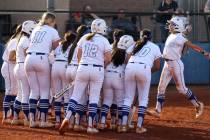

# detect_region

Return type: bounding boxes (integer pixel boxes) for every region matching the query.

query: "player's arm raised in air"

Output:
[184,41,210,59]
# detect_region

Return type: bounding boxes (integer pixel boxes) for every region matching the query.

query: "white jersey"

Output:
[27,25,60,54]
[2,38,18,62]
[78,33,111,66]
[54,44,71,61]
[16,36,30,63]
[163,33,188,60]
[127,41,161,68]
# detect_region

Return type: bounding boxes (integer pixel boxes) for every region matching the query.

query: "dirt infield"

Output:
[0,85,210,140]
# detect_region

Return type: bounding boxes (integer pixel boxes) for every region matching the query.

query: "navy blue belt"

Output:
[130,62,144,64]
[68,64,78,66]
[17,62,24,64]
[55,60,67,62]
[164,58,173,62]
[81,64,103,67]
[107,70,118,73]
[28,52,46,55]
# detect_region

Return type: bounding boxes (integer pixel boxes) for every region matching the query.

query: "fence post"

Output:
[47,0,54,12]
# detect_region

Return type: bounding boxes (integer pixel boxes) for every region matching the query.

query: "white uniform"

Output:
[51,44,69,123]
[24,25,60,122]
[1,38,18,96]
[124,41,161,106]
[103,62,125,107]
[52,44,69,102]
[122,41,161,127]
[65,33,111,124]
[1,38,18,119]
[14,36,30,103]
[156,33,200,113]
[13,35,31,121]
[65,45,79,98]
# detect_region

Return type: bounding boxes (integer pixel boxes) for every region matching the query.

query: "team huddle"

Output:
[1,12,210,135]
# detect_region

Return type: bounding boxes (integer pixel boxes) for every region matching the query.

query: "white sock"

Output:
[122,116,128,126]
[88,116,93,127]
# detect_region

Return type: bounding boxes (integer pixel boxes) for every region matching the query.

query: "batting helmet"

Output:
[91,19,107,35]
[22,20,37,35]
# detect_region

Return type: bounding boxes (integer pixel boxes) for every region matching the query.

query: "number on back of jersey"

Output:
[32,31,46,43]
[83,42,98,57]
[137,47,151,57]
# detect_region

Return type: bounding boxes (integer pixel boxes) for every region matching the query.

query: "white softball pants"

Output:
[1,62,17,96]
[65,64,78,98]
[158,59,188,95]
[124,63,151,107]
[51,61,68,102]
[102,71,124,107]
[24,54,50,100]
[14,63,30,103]
[71,65,104,105]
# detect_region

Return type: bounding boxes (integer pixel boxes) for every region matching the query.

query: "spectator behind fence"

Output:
[111,9,138,40]
[81,5,99,27]
[156,0,178,42]
[66,12,82,32]
[204,0,210,29]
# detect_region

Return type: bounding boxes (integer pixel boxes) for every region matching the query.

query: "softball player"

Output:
[59,19,112,134]
[109,29,125,128]
[12,20,37,126]
[121,29,161,134]
[51,31,76,128]
[25,12,60,128]
[147,16,209,119]
[1,25,21,124]
[99,35,134,130]
[65,25,89,131]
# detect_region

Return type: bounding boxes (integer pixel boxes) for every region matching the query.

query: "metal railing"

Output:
[0,10,210,43]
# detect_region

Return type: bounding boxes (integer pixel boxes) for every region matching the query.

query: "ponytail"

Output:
[68,25,88,64]
[132,29,152,55]
[132,38,149,55]
[112,48,126,67]
[112,29,125,52]
[86,32,96,41]
[60,32,76,53]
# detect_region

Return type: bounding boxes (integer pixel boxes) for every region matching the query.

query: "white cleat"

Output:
[87,127,99,134]
[136,127,147,134]
[73,124,86,132]
[146,109,161,118]
[128,122,135,129]
[39,121,54,128]
[121,125,127,133]
[195,102,204,119]
[11,119,23,125]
